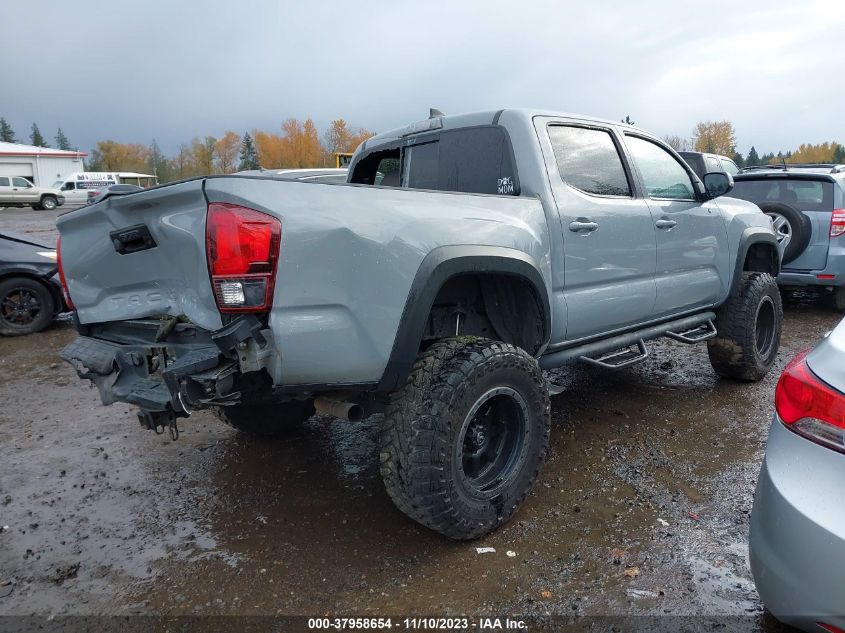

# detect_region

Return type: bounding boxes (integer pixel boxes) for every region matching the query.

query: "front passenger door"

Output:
[12,177,36,203]
[624,135,729,317]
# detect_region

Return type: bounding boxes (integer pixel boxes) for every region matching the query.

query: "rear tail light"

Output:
[56,236,75,310]
[831,209,845,238]
[775,349,845,453]
[205,203,281,313]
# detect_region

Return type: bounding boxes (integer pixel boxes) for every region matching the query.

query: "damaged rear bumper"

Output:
[60,316,281,423]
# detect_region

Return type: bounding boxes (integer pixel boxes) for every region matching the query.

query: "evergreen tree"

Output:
[0,118,16,143]
[238,132,260,170]
[55,128,72,150]
[760,152,776,165]
[732,151,745,168]
[147,139,173,183]
[746,146,760,166]
[30,123,46,147]
[833,143,845,164]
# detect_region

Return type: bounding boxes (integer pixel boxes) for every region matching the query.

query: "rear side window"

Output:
[404,127,519,195]
[548,125,631,197]
[731,179,834,212]
[351,126,519,195]
[0,177,9,187]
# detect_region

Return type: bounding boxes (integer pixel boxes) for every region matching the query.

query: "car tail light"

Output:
[56,236,75,310]
[831,209,845,238]
[818,624,845,633]
[776,349,845,453]
[205,203,281,313]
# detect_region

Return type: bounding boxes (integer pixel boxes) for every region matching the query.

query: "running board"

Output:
[580,340,648,369]
[540,312,716,371]
[665,319,717,344]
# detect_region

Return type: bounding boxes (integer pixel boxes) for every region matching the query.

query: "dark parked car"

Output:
[679,151,740,179]
[86,184,144,205]
[0,232,66,335]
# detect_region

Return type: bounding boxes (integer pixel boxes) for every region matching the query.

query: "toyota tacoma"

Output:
[57,109,782,539]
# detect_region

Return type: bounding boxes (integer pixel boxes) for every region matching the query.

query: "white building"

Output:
[0,141,86,186]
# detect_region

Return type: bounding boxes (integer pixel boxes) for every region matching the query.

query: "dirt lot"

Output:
[1,207,841,631]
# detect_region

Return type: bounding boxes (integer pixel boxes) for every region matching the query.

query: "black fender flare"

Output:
[376,245,551,392]
[730,227,781,296]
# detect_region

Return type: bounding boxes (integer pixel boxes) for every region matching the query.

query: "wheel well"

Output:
[743,242,779,275]
[423,273,546,355]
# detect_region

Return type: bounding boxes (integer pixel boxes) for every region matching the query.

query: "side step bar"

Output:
[665,319,717,344]
[580,340,649,369]
[540,312,716,371]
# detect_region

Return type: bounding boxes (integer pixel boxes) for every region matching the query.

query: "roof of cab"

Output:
[363,108,646,148]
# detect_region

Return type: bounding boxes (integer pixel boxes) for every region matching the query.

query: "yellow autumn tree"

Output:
[692,121,737,155]
[89,141,151,173]
[786,142,840,164]
[215,131,241,173]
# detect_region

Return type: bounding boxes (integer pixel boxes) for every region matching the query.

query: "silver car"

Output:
[750,316,845,630]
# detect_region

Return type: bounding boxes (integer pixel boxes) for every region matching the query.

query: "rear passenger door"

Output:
[624,135,729,316]
[0,177,11,203]
[538,120,657,340]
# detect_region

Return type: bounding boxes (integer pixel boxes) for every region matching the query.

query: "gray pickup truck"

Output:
[57,109,781,539]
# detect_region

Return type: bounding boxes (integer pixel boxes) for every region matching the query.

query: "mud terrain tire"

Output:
[380,337,550,540]
[214,400,315,437]
[708,272,782,381]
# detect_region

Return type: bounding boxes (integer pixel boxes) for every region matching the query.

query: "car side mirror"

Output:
[702,171,733,199]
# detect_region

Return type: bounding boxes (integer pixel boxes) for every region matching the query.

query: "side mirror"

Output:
[702,171,733,199]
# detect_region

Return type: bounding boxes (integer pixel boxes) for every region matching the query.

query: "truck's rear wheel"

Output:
[213,399,314,437]
[708,272,782,381]
[380,337,550,540]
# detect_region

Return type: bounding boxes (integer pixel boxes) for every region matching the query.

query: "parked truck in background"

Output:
[57,109,782,539]
[0,176,65,210]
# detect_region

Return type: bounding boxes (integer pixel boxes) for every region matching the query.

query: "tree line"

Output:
[4,114,844,180]
[663,120,845,167]
[0,116,374,183]
[1,117,75,151]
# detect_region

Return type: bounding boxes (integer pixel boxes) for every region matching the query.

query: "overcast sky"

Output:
[1,0,842,157]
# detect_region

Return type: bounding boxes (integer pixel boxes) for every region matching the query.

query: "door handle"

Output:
[655,218,677,230]
[569,219,599,233]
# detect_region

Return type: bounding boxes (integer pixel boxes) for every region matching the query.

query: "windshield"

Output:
[731,178,833,212]
[51,180,64,188]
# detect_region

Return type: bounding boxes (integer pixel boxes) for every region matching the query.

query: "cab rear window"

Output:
[731,178,833,212]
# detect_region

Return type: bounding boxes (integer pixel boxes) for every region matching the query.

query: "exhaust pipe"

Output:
[314,397,364,422]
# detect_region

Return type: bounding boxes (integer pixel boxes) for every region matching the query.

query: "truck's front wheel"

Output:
[213,399,315,437]
[380,337,550,540]
[708,272,782,381]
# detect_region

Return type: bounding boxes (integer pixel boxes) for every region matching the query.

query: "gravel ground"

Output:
[1,207,840,632]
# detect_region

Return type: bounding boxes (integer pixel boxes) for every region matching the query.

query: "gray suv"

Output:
[731,164,845,310]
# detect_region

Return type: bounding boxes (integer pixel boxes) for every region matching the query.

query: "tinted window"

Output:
[403,127,519,195]
[548,125,631,196]
[626,136,696,200]
[0,177,9,187]
[405,141,439,190]
[731,178,833,212]
[12,177,32,188]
